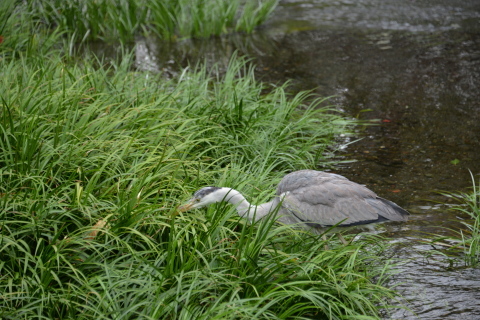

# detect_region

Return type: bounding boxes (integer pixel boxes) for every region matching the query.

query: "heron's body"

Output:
[178,170,409,231]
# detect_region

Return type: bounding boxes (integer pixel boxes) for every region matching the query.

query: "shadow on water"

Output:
[86,0,480,318]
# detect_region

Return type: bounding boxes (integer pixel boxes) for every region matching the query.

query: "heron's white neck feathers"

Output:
[214,188,275,222]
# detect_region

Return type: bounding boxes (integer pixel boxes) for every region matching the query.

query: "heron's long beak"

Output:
[177,201,194,213]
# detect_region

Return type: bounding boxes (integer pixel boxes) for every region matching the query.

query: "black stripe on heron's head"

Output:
[193,187,221,198]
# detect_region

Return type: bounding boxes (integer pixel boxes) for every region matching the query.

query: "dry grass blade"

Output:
[84,219,109,241]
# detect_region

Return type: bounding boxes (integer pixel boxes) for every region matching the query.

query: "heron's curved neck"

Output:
[219,188,275,222]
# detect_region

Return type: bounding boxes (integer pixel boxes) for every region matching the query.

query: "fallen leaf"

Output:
[450,159,460,165]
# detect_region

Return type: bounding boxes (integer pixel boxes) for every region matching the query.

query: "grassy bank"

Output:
[2,0,278,42]
[0,4,403,319]
[435,175,480,267]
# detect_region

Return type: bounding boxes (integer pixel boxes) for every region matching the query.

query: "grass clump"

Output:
[433,173,480,267]
[0,0,64,59]
[21,0,278,41]
[0,22,401,319]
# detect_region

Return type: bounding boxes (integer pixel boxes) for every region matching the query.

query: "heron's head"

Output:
[177,187,224,212]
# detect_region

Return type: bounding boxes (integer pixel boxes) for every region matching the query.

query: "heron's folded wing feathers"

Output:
[365,197,409,221]
[283,189,383,226]
[277,170,408,226]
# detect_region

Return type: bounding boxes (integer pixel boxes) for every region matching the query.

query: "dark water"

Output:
[266,3,480,317]
[262,3,480,318]
[90,1,480,318]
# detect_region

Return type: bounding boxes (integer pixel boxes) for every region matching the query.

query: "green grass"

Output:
[432,173,480,267]
[0,0,65,59]
[0,51,400,319]
[18,0,278,41]
[0,5,404,318]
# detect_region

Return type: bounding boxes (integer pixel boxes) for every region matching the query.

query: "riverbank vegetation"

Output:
[434,175,480,267]
[3,0,278,42]
[1,1,404,319]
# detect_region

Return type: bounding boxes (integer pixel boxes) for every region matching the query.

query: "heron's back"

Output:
[276,170,409,226]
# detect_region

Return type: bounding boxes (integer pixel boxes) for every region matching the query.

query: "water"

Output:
[89,1,480,318]
[263,2,480,318]
[258,28,480,205]
[270,0,480,33]
[386,245,480,319]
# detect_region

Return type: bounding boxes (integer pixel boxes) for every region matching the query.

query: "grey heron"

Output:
[178,170,409,237]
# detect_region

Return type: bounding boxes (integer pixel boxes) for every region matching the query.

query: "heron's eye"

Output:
[195,198,201,202]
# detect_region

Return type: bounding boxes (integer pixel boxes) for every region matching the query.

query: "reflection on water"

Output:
[86,0,480,318]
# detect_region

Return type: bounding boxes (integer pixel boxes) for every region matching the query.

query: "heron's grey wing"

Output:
[278,171,408,226]
[365,197,409,221]
[281,191,349,227]
[281,185,383,227]
[277,170,349,195]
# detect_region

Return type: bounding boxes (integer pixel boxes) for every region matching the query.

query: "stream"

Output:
[89,0,480,318]
[263,3,480,317]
